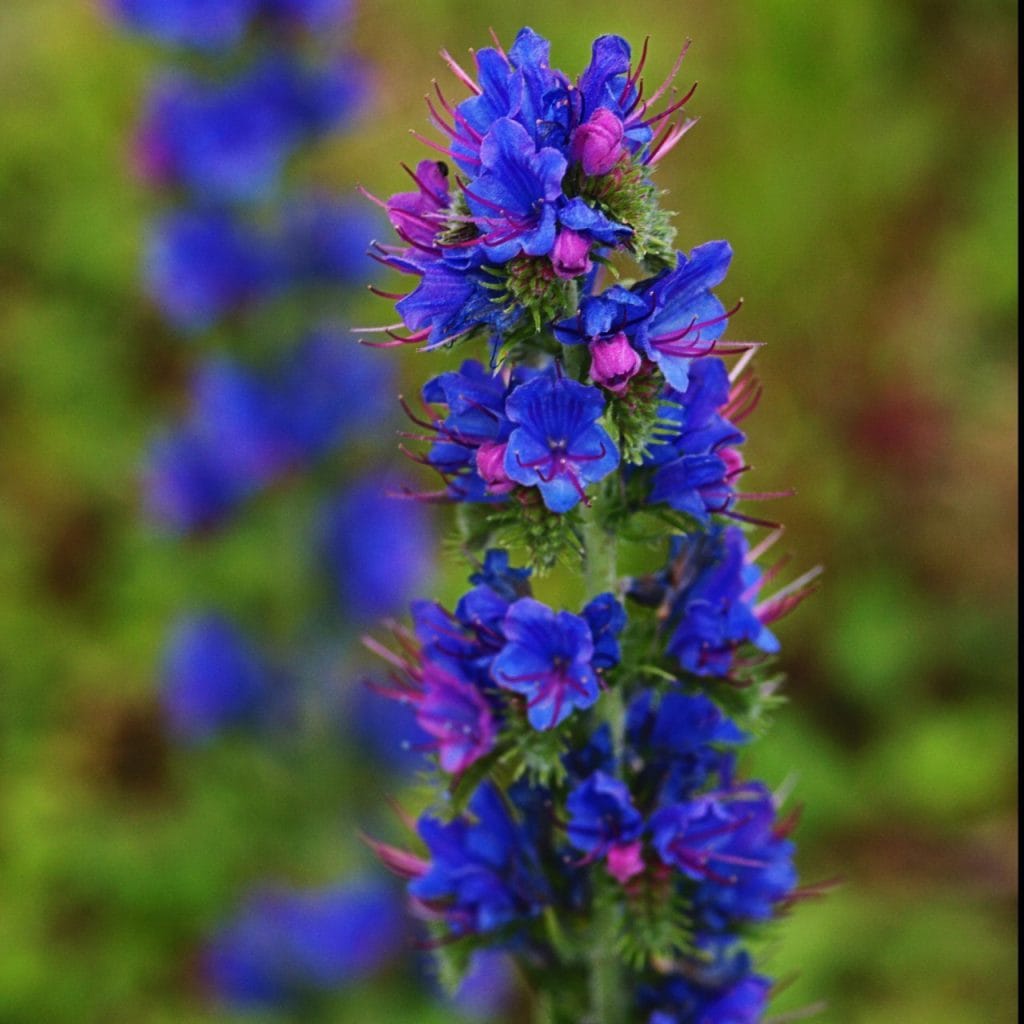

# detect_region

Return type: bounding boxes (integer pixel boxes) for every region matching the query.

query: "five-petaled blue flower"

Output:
[504,372,620,513]
[492,598,600,729]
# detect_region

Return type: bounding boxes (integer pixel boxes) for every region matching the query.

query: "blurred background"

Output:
[0,1,1016,1022]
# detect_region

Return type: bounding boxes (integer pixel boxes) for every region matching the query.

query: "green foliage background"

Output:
[0,1,1016,1021]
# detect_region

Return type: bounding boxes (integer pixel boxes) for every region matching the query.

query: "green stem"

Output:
[580,499,626,1024]
[581,499,617,601]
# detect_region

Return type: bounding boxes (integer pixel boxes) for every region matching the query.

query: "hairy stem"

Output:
[581,499,627,1024]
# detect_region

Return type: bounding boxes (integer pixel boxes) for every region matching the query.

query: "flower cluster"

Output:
[367,29,820,1024]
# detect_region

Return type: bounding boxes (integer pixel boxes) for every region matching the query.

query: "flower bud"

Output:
[571,108,626,176]
[606,841,645,884]
[588,332,641,394]
[476,441,515,494]
[550,228,592,280]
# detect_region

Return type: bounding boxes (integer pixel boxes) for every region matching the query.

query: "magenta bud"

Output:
[588,332,641,394]
[607,841,645,884]
[550,228,592,280]
[571,107,626,176]
[476,441,515,494]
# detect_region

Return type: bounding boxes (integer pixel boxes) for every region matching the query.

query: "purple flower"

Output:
[161,614,272,742]
[492,598,600,730]
[145,209,274,332]
[588,331,642,394]
[205,879,406,1009]
[571,107,627,175]
[551,227,592,279]
[504,372,619,513]
[414,659,497,774]
[411,783,549,936]
[319,474,433,621]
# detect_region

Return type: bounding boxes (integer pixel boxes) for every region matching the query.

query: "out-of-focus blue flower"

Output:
[111,0,352,49]
[136,58,366,202]
[144,429,248,532]
[110,0,258,49]
[412,783,549,936]
[451,950,522,1021]
[145,209,274,332]
[319,474,432,621]
[161,613,272,742]
[205,879,407,1009]
[492,597,599,730]
[281,195,380,285]
[145,334,388,532]
[504,372,619,513]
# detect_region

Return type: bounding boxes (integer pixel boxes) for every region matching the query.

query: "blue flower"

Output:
[492,598,599,730]
[319,474,433,621]
[136,58,366,202]
[649,785,796,927]
[110,0,257,49]
[411,783,549,936]
[504,372,619,513]
[566,770,644,856]
[465,117,566,262]
[111,0,352,49]
[451,950,521,1021]
[280,195,380,285]
[469,549,532,603]
[144,428,248,532]
[634,242,734,391]
[639,950,772,1024]
[145,209,274,332]
[205,880,406,1009]
[626,690,747,804]
[666,527,779,677]
[644,357,746,522]
[160,614,272,742]
[581,593,627,670]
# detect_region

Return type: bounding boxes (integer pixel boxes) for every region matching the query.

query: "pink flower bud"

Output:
[588,332,641,394]
[571,108,626,176]
[551,228,592,280]
[476,441,514,494]
[607,841,645,884]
